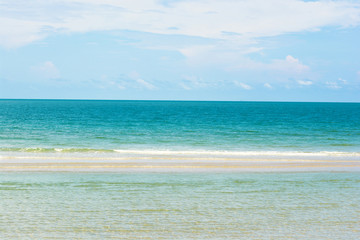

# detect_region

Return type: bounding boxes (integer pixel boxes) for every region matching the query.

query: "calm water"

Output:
[1,100,360,239]
[1,172,359,239]
[0,100,359,154]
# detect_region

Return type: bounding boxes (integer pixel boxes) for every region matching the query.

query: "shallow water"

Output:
[1,172,359,239]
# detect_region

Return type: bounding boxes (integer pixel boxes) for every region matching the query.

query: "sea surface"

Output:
[1,172,359,239]
[1,100,360,239]
[0,99,359,155]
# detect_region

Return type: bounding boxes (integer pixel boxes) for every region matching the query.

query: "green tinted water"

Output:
[1,172,359,239]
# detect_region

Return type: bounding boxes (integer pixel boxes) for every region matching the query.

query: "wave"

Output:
[0,147,359,157]
[112,149,360,157]
[0,147,114,153]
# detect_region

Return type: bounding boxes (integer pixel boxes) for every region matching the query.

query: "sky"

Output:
[0,0,360,102]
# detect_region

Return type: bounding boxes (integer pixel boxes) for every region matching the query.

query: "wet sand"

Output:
[1,156,359,172]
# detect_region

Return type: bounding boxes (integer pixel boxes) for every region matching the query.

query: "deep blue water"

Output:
[0,100,359,153]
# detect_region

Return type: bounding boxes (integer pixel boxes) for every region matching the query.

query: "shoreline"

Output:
[1,160,359,172]
[1,151,359,172]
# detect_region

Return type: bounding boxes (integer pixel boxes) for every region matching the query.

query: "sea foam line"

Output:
[1,147,359,156]
[113,149,360,157]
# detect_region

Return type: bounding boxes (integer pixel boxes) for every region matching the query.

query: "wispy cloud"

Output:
[338,78,348,84]
[1,0,360,48]
[97,75,126,90]
[179,75,213,90]
[325,77,349,89]
[136,78,156,90]
[127,71,156,90]
[2,0,360,99]
[264,83,273,89]
[31,61,60,79]
[297,80,313,86]
[233,55,310,77]
[326,81,341,89]
[233,81,252,90]
[271,55,310,74]
[179,82,192,90]
[88,72,157,90]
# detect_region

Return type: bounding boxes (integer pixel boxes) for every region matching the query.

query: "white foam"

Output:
[113,149,360,157]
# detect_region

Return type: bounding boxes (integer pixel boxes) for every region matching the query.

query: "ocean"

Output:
[1,100,359,239]
[0,100,359,154]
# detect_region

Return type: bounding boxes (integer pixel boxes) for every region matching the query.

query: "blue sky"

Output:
[0,0,360,101]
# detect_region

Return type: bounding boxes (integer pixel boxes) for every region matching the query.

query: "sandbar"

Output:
[0,153,359,172]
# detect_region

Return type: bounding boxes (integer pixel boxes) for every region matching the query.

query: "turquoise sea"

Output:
[0,100,360,153]
[1,100,360,239]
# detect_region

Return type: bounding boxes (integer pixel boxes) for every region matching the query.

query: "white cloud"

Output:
[31,61,60,79]
[264,83,273,89]
[126,71,156,90]
[0,18,45,48]
[233,81,252,90]
[179,45,216,61]
[136,78,156,90]
[269,55,310,74]
[179,42,263,68]
[326,81,341,89]
[180,75,211,89]
[128,71,141,80]
[2,0,360,93]
[234,55,310,76]
[1,0,360,48]
[297,80,313,86]
[179,82,192,90]
[338,78,348,84]
[99,75,126,89]
[325,77,350,89]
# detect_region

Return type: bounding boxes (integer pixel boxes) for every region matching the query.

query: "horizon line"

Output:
[0,98,359,103]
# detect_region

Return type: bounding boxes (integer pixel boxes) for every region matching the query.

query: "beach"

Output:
[1,151,359,239]
[1,100,359,239]
[0,151,359,172]
[3,0,360,238]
